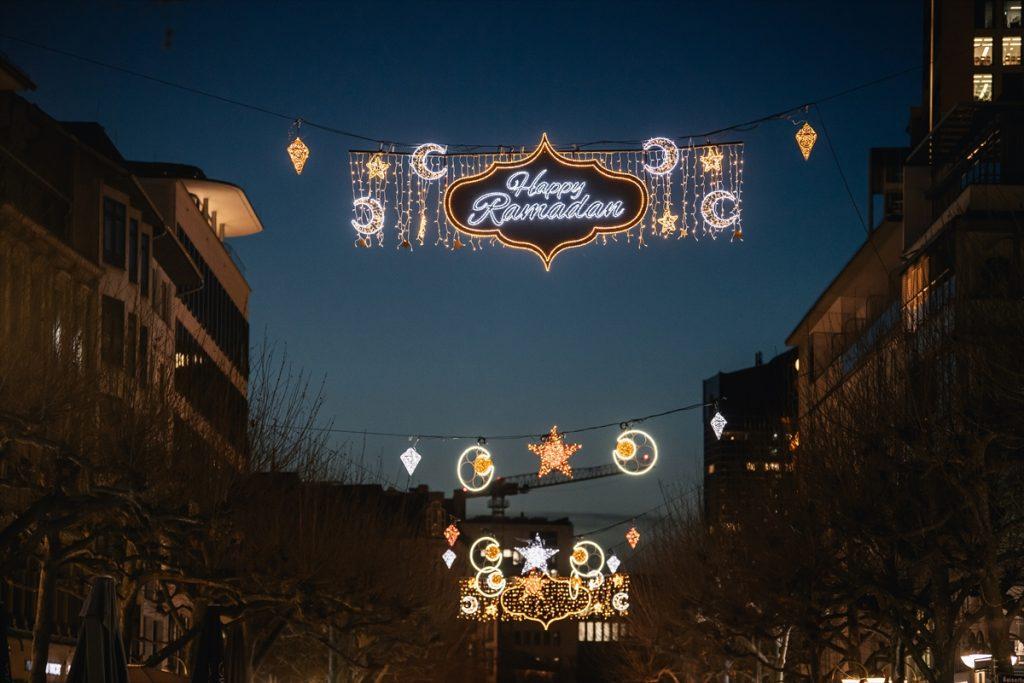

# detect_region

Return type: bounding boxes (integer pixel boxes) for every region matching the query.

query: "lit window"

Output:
[746,462,757,472]
[974,73,994,101]
[975,37,994,65]
[1006,1,1022,28]
[707,464,716,475]
[578,623,586,642]
[765,462,782,471]
[1004,36,1022,65]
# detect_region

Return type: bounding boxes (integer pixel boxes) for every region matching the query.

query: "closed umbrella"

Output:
[66,576,130,683]
[189,608,224,683]
[1,593,13,683]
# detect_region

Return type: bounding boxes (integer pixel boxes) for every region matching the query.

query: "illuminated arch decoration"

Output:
[347,135,745,262]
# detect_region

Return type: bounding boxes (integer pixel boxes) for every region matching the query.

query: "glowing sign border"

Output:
[443,133,650,270]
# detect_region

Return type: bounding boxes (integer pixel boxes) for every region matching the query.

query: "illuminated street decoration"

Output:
[606,555,621,574]
[287,136,309,175]
[411,143,447,180]
[710,411,727,440]
[515,534,559,574]
[529,426,582,479]
[399,446,422,475]
[626,526,640,549]
[351,196,385,236]
[612,429,658,476]
[348,136,744,261]
[457,445,496,492]
[442,549,456,569]
[642,137,679,176]
[569,540,606,580]
[444,523,460,547]
[795,121,818,160]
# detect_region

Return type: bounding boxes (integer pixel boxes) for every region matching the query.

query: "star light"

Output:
[710,411,727,440]
[400,447,422,475]
[516,534,559,574]
[529,426,581,479]
[606,555,621,573]
[522,572,546,599]
[700,146,724,175]
[444,524,460,547]
[367,153,390,180]
[657,208,678,235]
[442,549,456,569]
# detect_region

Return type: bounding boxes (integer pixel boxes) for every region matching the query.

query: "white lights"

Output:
[611,591,630,612]
[606,555,621,574]
[351,196,385,236]
[515,534,559,574]
[459,594,479,615]
[960,653,1018,669]
[569,540,606,579]
[612,429,658,476]
[399,447,422,475]
[701,189,741,230]
[411,143,447,180]
[642,137,679,176]
[456,445,495,492]
[465,169,627,227]
[710,411,727,440]
[442,549,456,569]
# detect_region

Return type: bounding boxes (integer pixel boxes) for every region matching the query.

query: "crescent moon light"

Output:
[701,190,741,230]
[612,591,630,612]
[642,137,679,176]
[460,595,480,615]
[351,196,385,236]
[411,143,447,181]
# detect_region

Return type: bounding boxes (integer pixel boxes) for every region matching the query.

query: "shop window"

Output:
[975,36,994,65]
[1004,36,1022,65]
[973,73,994,101]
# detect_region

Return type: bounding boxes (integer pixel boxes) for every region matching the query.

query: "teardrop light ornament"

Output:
[794,122,818,161]
[288,137,310,175]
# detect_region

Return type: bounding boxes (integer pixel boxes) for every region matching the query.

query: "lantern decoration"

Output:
[400,446,422,475]
[606,555,621,574]
[442,549,456,569]
[710,411,728,440]
[795,122,818,160]
[444,523,460,547]
[287,136,310,175]
[625,526,640,549]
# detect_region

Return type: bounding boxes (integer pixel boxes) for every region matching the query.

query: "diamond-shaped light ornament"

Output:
[442,549,456,569]
[794,122,818,161]
[710,411,727,441]
[444,523,460,547]
[606,555,621,574]
[287,137,310,175]
[626,527,640,549]
[400,447,422,476]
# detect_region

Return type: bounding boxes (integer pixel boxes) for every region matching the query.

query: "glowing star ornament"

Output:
[442,549,457,569]
[700,146,724,175]
[522,572,546,599]
[367,153,390,180]
[400,447,422,475]
[795,122,818,160]
[625,526,640,549]
[529,426,581,479]
[606,555,621,574]
[657,208,678,235]
[444,523,460,547]
[710,411,727,440]
[516,534,559,574]
[287,137,310,175]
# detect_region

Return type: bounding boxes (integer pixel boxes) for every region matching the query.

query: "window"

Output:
[1005,36,1022,65]
[101,296,124,367]
[974,37,994,65]
[102,197,126,268]
[140,234,151,297]
[126,313,137,377]
[974,73,994,100]
[707,463,716,475]
[746,461,757,472]
[1006,0,1022,27]
[976,0,994,27]
[765,462,782,472]
[128,219,139,283]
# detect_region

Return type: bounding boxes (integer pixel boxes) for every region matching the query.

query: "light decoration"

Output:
[701,189,741,231]
[612,429,658,476]
[348,138,744,251]
[468,535,507,598]
[444,523,460,547]
[625,526,640,549]
[411,143,447,180]
[656,208,678,236]
[442,549,456,569]
[287,137,310,175]
[457,445,496,492]
[642,137,679,176]
[399,446,422,475]
[351,196,385,236]
[795,122,818,160]
[366,153,390,180]
[700,146,724,175]
[458,573,630,629]
[529,426,581,479]
[606,555,621,574]
[568,540,606,599]
[710,411,727,440]
[515,534,559,574]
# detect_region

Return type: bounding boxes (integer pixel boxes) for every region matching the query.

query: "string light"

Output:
[457,574,631,629]
[529,426,582,479]
[400,446,422,475]
[444,524,460,547]
[795,121,818,160]
[625,526,640,549]
[710,411,727,440]
[287,136,309,175]
[612,429,658,476]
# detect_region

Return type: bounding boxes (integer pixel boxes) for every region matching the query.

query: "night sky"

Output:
[1,1,922,549]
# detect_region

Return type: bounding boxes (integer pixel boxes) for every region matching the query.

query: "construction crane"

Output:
[462,464,623,516]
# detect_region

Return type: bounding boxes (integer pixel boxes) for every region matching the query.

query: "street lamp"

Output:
[960,653,1018,668]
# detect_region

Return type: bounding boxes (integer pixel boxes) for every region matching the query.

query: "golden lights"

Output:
[795,122,818,160]
[529,426,582,479]
[700,146,724,175]
[444,524,460,547]
[612,429,658,476]
[457,445,496,492]
[287,137,310,175]
[367,152,390,180]
[625,526,640,549]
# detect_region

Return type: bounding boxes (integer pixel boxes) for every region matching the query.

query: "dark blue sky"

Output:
[2,1,922,550]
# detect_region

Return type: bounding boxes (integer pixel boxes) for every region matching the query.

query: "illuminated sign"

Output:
[444,134,649,270]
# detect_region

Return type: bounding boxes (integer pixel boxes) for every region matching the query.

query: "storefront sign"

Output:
[444,134,648,270]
